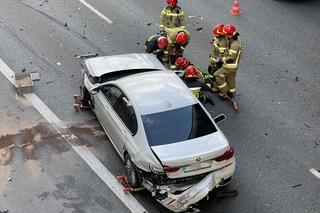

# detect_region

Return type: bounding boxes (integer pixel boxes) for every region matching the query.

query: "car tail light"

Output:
[214,146,234,162]
[163,165,180,173]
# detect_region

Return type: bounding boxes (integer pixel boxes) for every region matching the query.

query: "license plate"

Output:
[183,162,212,172]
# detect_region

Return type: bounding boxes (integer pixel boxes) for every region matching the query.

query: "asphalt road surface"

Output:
[0,0,319,212]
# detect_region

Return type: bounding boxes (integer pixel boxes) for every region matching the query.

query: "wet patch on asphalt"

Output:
[0,121,106,165]
[0,122,69,165]
[69,121,105,146]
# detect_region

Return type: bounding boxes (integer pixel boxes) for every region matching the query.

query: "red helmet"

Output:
[175,57,189,69]
[175,32,188,45]
[157,36,168,49]
[184,65,198,78]
[167,0,177,6]
[223,25,237,37]
[212,24,225,36]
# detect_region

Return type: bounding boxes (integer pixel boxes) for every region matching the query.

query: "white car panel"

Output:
[85,53,165,77]
[118,71,197,115]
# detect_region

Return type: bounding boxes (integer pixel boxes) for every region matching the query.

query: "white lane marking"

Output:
[0,60,147,213]
[309,168,320,179]
[78,0,113,24]
[0,58,15,84]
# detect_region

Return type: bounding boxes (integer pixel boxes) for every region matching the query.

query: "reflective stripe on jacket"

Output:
[223,38,242,69]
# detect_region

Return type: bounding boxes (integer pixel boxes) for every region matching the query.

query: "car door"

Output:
[93,85,123,154]
[96,85,138,156]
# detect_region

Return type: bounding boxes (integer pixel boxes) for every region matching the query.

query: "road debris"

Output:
[30,72,41,81]
[147,23,152,26]
[295,77,299,82]
[21,68,26,72]
[303,122,311,128]
[188,15,203,20]
[15,73,33,94]
[57,62,61,66]
[74,53,98,59]
[291,184,301,188]
[136,42,140,45]
[46,81,54,84]
[0,210,9,213]
[64,22,68,27]
[196,27,203,31]
[8,177,12,181]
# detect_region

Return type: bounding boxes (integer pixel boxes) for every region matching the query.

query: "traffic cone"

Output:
[230,0,241,15]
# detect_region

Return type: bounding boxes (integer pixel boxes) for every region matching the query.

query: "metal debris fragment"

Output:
[74,53,98,59]
[291,184,301,188]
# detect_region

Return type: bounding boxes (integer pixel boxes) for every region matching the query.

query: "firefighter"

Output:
[208,24,228,75]
[214,25,242,99]
[166,29,190,69]
[175,56,189,70]
[145,35,168,62]
[181,65,215,105]
[160,0,185,35]
[175,57,206,80]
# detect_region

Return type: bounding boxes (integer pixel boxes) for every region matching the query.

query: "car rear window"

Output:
[142,104,217,146]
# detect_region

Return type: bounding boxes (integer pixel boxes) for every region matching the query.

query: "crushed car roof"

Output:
[85,53,165,77]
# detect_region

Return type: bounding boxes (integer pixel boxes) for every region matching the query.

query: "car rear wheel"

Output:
[125,154,141,188]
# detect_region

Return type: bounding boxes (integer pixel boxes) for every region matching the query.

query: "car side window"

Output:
[100,86,122,108]
[101,85,138,135]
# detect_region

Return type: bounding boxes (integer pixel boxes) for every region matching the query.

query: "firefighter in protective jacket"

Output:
[166,29,190,69]
[145,35,168,62]
[181,65,215,105]
[160,0,185,34]
[214,25,242,99]
[208,24,228,75]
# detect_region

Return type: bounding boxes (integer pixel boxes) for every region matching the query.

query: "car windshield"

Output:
[142,104,217,146]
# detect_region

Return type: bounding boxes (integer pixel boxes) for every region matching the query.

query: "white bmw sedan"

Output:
[80,53,235,212]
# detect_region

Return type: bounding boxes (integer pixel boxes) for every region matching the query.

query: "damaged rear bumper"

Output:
[155,162,235,212]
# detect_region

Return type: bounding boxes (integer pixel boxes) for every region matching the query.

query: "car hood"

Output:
[151,132,229,167]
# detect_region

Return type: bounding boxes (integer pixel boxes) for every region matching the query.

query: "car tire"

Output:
[80,85,93,108]
[125,154,141,188]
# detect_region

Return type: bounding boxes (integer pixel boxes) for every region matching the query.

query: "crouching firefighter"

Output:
[145,35,168,62]
[214,25,242,99]
[166,29,190,69]
[181,65,215,105]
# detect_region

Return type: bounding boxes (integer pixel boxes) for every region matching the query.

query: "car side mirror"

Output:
[90,87,99,95]
[214,114,226,124]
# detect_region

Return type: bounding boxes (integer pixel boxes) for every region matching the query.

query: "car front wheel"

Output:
[125,154,141,188]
